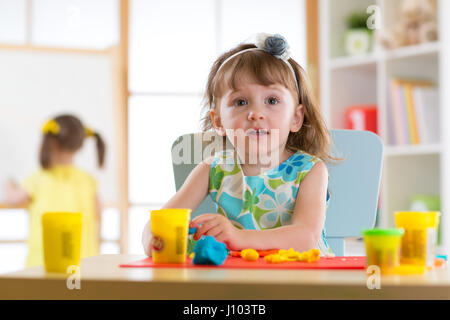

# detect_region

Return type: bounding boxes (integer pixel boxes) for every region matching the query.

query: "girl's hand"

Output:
[5,179,19,198]
[141,220,153,257]
[190,214,242,250]
[4,179,30,207]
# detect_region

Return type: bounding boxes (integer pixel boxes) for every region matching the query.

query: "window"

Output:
[0,0,120,273]
[128,0,307,254]
[0,0,27,44]
[0,0,307,264]
[31,0,119,49]
[129,0,216,93]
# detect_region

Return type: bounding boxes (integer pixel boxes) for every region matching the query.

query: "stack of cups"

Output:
[363,211,441,275]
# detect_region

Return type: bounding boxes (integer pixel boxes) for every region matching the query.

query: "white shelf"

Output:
[382,42,441,61]
[320,0,449,252]
[329,42,441,71]
[385,144,442,157]
[330,53,378,70]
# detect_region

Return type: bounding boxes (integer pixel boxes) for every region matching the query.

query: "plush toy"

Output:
[379,0,438,49]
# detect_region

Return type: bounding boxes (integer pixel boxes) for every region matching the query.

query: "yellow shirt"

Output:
[22,165,99,267]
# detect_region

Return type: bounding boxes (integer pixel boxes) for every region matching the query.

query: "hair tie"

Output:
[213,33,300,106]
[85,127,95,137]
[42,120,60,136]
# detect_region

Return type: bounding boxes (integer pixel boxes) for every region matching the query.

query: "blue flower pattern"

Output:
[208,149,332,255]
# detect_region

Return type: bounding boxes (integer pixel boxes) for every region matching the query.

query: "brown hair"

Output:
[39,114,106,169]
[201,44,335,164]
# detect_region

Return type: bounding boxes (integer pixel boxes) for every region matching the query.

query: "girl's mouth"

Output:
[246,128,269,137]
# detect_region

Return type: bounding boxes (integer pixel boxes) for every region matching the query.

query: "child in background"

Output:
[5,114,106,267]
[142,33,334,256]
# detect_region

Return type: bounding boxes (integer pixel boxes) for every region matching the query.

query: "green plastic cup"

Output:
[362,228,404,274]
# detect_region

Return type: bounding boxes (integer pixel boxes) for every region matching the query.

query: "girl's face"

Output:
[211,80,304,164]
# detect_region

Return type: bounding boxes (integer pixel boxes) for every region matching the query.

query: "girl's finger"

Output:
[196,218,219,235]
[190,214,217,228]
[203,224,224,238]
[194,218,220,240]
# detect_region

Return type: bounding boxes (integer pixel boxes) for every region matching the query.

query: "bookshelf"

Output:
[319,0,449,254]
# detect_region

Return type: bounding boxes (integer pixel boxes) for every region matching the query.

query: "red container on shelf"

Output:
[345,105,378,134]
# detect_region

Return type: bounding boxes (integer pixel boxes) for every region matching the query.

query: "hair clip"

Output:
[42,120,60,136]
[254,33,291,61]
[85,127,95,137]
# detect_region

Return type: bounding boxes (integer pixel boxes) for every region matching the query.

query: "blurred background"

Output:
[0,0,448,273]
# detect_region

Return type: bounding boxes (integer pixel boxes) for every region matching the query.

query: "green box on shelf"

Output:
[409,194,442,245]
[344,11,373,56]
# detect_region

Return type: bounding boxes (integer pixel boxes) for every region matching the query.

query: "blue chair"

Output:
[171,129,384,256]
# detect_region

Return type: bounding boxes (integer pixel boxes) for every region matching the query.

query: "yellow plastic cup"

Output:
[362,228,404,275]
[41,212,82,273]
[150,208,191,264]
[395,211,440,267]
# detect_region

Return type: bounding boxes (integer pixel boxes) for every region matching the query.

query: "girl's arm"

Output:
[4,179,31,208]
[141,158,212,256]
[161,158,212,210]
[234,161,328,251]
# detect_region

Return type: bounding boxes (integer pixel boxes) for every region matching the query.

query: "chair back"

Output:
[171,129,384,256]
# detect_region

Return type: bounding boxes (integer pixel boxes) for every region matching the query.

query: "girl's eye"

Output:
[265,97,279,105]
[233,99,248,107]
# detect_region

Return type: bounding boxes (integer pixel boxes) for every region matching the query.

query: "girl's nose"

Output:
[247,109,265,121]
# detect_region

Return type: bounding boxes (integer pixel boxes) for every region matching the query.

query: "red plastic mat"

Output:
[119,256,366,270]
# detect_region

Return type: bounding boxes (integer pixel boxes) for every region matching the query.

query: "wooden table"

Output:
[0,254,449,300]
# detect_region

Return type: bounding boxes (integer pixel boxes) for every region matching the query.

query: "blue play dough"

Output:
[188,227,197,235]
[192,236,228,266]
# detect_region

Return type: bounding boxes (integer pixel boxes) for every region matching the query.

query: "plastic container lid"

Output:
[362,228,404,237]
[395,211,440,229]
[395,264,427,275]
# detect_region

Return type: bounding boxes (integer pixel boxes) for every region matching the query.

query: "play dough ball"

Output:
[192,236,228,266]
[241,249,259,261]
[306,249,321,262]
[264,254,285,264]
[264,248,321,264]
[284,248,299,261]
[297,252,308,262]
[286,248,298,258]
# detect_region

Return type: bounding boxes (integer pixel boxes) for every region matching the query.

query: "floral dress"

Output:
[208,149,332,255]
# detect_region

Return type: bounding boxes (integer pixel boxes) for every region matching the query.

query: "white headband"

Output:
[213,33,300,106]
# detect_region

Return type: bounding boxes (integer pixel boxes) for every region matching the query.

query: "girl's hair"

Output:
[201,43,334,164]
[39,114,106,169]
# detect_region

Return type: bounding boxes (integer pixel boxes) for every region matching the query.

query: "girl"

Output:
[5,114,106,267]
[142,33,334,256]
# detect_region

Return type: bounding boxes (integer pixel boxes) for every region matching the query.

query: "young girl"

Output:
[142,33,334,256]
[5,114,106,267]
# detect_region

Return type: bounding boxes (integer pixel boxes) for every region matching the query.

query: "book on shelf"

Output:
[413,86,440,144]
[388,78,439,145]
